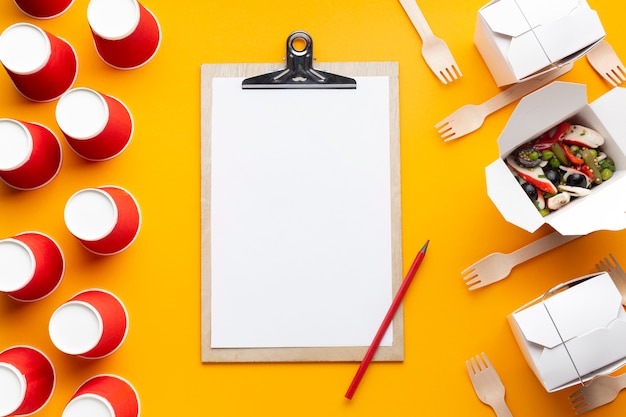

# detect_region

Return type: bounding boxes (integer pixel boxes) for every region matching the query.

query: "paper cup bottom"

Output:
[49,289,128,358]
[0,346,55,416]
[0,232,65,302]
[64,186,141,255]
[14,0,75,19]
[63,375,139,417]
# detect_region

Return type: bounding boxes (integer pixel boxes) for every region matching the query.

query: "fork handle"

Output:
[491,398,513,417]
[509,231,581,264]
[398,0,435,40]
[491,400,514,417]
[480,63,573,114]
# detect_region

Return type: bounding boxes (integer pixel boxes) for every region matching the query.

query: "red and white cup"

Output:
[87,0,161,70]
[0,23,78,102]
[62,374,139,417]
[48,289,129,359]
[64,186,141,255]
[13,0,74,19]
[0,118,63,190]
[0,232,65,302]
[56,88,134,161]
[0,346,55,417]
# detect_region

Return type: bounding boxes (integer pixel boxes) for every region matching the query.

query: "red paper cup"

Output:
[49,289,129,359]
[56,88,134,161]
[0,346,55,417]
[0,118,63,190]
[13,0,74,19]
[0,23,78,102]
[64,186,141,255]
[87,0,161,70]
[63,374,139,417]
[0,232,65,302]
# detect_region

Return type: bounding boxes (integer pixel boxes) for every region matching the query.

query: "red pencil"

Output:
[345,239,429,400]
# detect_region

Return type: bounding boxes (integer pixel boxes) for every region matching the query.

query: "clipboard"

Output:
[201,32,402,363]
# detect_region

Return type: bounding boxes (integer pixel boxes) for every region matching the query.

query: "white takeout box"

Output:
[509,273,626,392]
[474,0,605,86]
[486,82,626,235]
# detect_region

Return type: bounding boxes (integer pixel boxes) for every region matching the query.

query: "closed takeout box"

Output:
[486,82,626,235]
[508,273,626,392]
[474,0,605,86]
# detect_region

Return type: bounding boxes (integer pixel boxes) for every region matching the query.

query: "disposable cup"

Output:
[0,232,65,302]
[0,118,62,190]
[0,23,78,102]
[0,345,55,417]
[49,289,129,359]
[64,186,141,255]
[56,88,134,161]
[87,0,161,70]
[13,0,74,19]
[63,374,139,417]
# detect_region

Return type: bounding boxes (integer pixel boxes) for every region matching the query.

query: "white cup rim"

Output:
[49,300,104,355]
[63,393,115,417]
[0,118,33,171]
[56,87,110,140]
[0,362,26,416]
[0,238,35,293]
[87,0,141,40]
[64,188,119,241]
[0,23,51,74]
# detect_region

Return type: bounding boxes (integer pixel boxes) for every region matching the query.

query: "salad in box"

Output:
[486,82,626,235]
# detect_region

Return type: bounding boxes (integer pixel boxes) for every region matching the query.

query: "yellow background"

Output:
[1,0,625,416]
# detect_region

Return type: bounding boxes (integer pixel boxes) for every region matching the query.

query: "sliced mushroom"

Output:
[558,184,592,197]
[547,192,571,210]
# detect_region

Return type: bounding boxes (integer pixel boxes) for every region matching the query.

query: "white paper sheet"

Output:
[210,77,393,348]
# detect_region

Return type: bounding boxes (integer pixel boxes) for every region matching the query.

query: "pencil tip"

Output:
[421,240,430,253]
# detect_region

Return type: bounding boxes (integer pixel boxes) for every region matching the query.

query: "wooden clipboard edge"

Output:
[200,62,402,363]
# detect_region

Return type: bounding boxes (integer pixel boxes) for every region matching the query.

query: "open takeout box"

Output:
[474,0,605,86]
[486,82,626,235]
[508,272,626,392]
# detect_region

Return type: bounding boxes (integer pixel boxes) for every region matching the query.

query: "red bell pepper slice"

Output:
[560,143,584,166]
[534,121,571,150]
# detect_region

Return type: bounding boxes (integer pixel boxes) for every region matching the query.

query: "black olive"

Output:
[521,182,538,201]
[542,165,561,187]
[515,147,542,168]
[566,173,587,188]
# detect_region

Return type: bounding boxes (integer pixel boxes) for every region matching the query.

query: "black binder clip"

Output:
[242,31,357,89]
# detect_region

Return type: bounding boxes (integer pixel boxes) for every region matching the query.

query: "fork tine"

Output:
[610,253,625,273]
[436,122,452,135]
[611,68,626,84]
[605,71,619,87]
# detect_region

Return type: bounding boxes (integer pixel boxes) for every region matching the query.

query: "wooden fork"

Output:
[436,63,573,141]
[462,231,581,291]
[398,0,461,84]
[587,40,626,87]
[596,253,626,305]
[569,373,626,414]
[466,353,513,417]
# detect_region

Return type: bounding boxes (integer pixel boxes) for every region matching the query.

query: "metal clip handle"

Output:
[242,31,356,89]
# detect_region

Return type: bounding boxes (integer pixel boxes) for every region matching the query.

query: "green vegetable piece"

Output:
[539,207,551,217]
[582,149,603,185]
[601,168,613,181]
[599,158,616,172]
[551,143,570,166]
[541,150,554,161]
[549,157,561,168]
